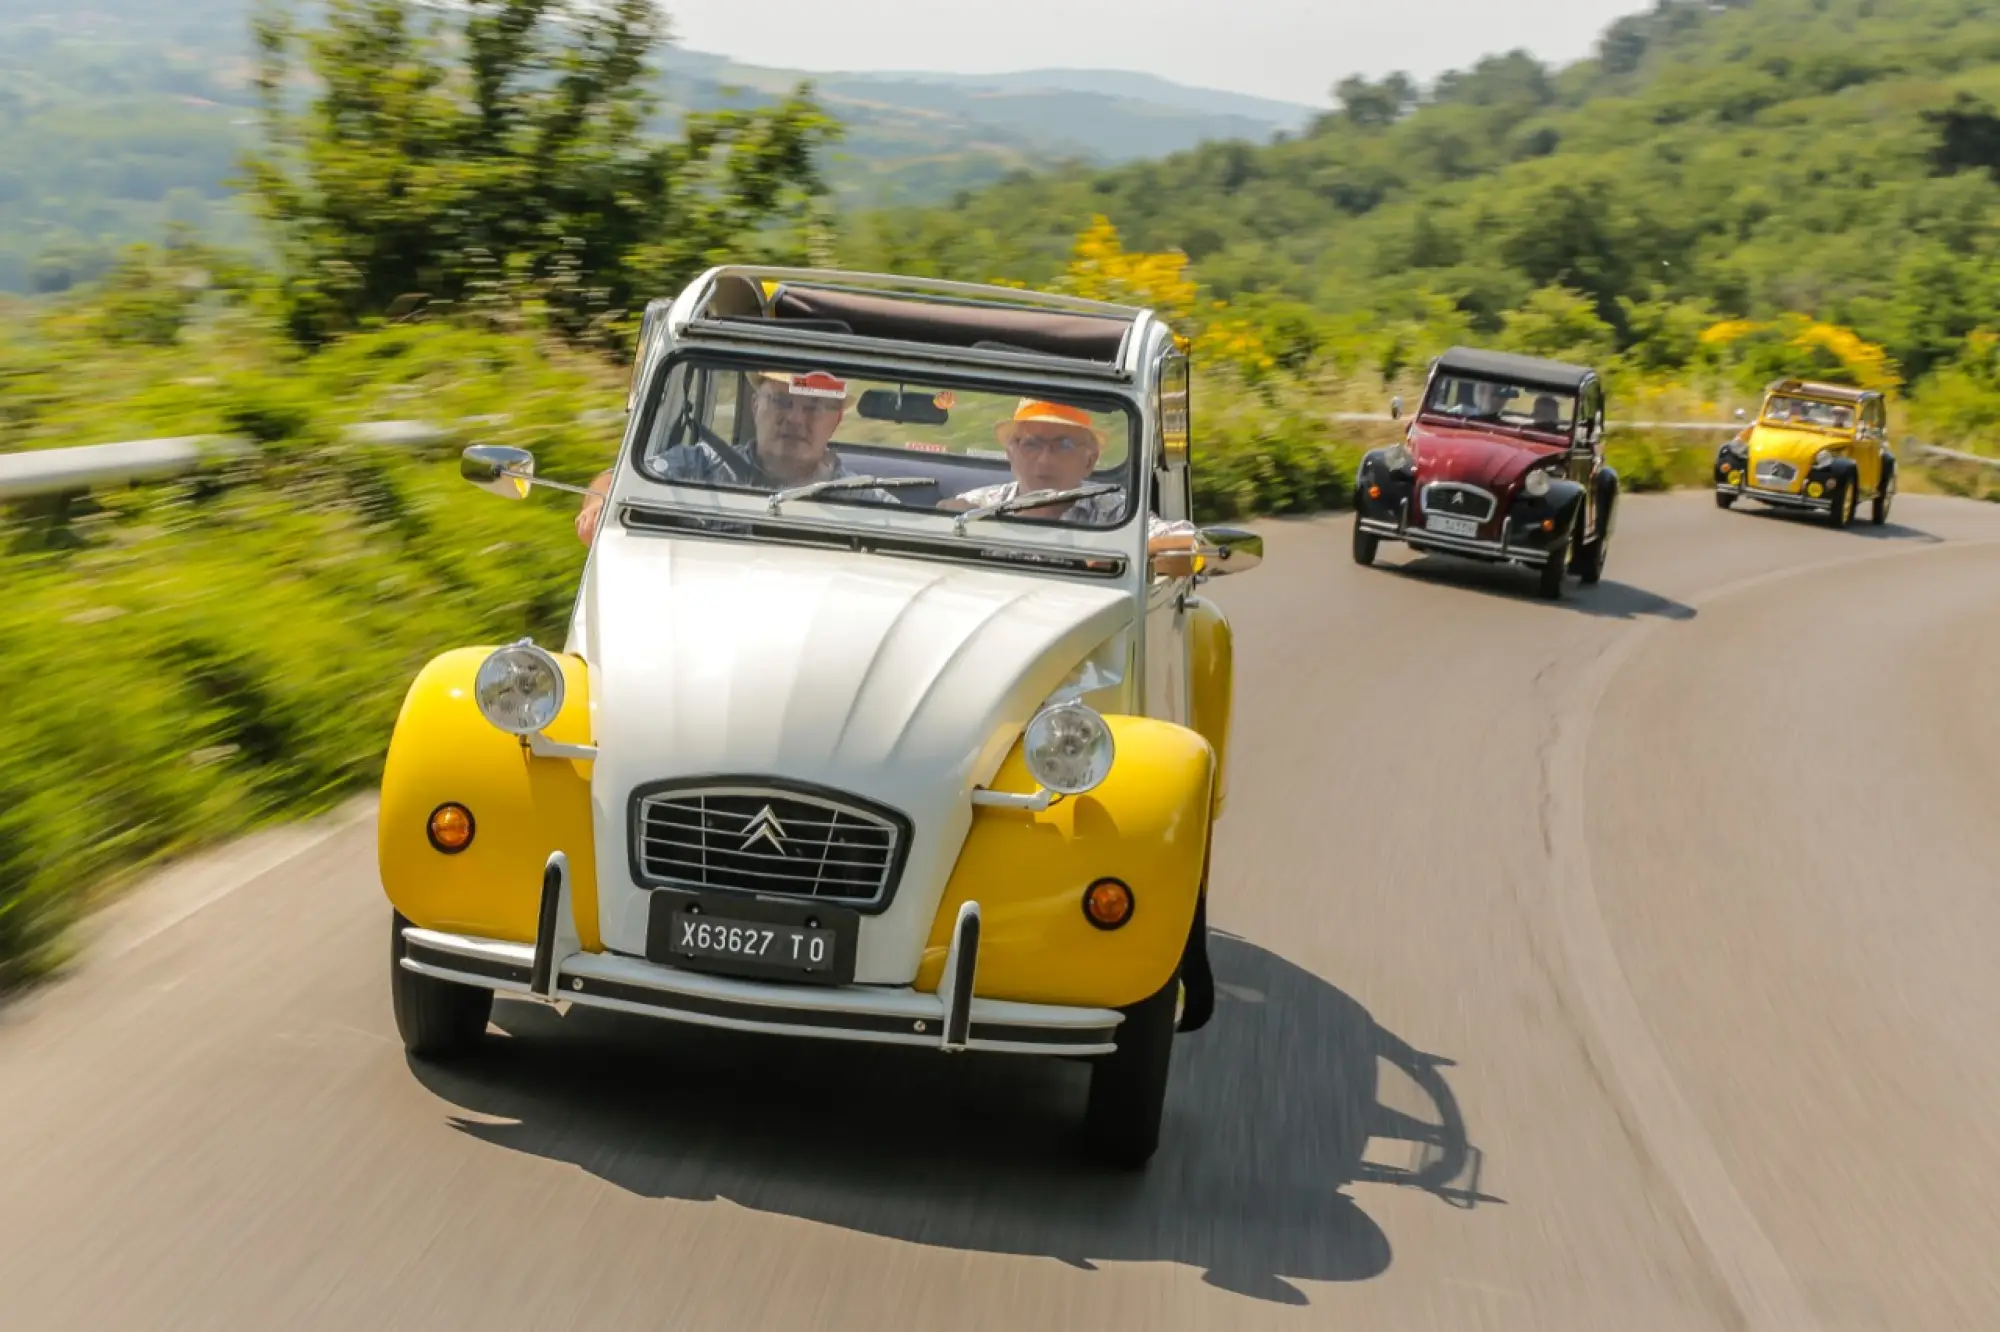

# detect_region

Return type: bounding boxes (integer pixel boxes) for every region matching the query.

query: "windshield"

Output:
[1423,373,1577,434]
[632,354,1141,536]
[1761,394,1855,431]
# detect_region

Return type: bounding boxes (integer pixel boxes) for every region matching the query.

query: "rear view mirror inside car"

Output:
[858,388,951,426]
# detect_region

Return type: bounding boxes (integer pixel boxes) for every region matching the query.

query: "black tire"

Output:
[1828,476,1856,529]
[1716,490,1736,509]
[1352,513,1379,566]
[1571,509,1610,585]
[1871,466,1895,526]
[1176,889,1214,1034]
[390,911,493,1060]
[1083,971,1180,1170]
[1536,547,1566,600]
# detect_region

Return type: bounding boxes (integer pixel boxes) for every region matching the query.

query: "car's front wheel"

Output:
[1571,513,1610,586]
[1083,971,1180,1170]
[1176,890,1214,1033]
[1536,549,1566,600]
[1352,512,1379,566]
[1716,489,1736,509]
[1872,467,1895,526]
[1829,476,1857,529]
[390,911,494,1060]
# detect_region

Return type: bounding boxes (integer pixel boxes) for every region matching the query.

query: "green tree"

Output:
[1498,285,1618,363]
[1330,73,1418,131]
[241,0,841,346]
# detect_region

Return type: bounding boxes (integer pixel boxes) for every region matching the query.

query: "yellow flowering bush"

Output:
[1053,214,1199,326]
[1697,315,1902,393]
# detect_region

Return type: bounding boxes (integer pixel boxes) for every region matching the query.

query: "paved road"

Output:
[6,491,2000,1331]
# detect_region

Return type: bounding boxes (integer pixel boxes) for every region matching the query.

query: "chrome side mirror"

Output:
[1197,524,1263,576]
[462,444,537,499]
[1389,396,1403,421]
[1733,407,1749,422]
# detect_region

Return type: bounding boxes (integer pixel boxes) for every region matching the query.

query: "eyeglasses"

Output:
[1008,432,1087,455]
[757,390,842,417]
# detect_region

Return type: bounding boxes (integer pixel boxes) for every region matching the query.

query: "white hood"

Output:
[572,525,1135,980]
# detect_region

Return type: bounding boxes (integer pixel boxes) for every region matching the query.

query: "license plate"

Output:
[645,887,860,986]
[1424,513,1479,538]
[672,912,835,972]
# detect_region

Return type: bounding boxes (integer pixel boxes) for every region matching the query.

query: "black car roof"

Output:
[1432,347,1594,393]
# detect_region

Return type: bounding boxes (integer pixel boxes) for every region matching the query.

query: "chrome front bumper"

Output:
[398,854,1124,1057]
[1718,480,1830,512]
[1358,515,1556,567]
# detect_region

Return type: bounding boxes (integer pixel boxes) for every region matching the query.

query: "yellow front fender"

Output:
[1186,595,1234,818]
[376,646,602,950]
[914,716,1215,1011]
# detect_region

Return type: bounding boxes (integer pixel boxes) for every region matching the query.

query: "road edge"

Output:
[1540,534,2000,1332]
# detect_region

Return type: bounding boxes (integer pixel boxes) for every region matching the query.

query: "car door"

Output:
[1857,398,1885,495]
[1143,349,1192,726]
[1568,378,1604,540]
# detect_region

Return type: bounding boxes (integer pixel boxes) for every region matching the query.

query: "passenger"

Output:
[942,399,1201,574]
[1531,395,1562,430]
[576,368,880,545]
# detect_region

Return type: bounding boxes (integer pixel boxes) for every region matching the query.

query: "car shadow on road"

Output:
[1729,506,1943,543]
[1390,555,1698,621]
[407,933,1497,1307]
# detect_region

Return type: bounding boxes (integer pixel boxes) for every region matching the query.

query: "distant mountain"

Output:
[842,67,1318,130]
[0,0,1316,290]
[649,48,1315,204]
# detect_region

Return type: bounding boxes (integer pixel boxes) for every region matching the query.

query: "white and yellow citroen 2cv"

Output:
[376,266,1262,1167]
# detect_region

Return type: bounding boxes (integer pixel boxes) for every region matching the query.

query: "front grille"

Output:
[1755,460,1798,486]
[632,782,905,910]
[1421,483,1497,523]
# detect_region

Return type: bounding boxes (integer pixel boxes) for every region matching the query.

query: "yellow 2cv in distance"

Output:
[1714,378,1897,528]
[376,265,1263,1168]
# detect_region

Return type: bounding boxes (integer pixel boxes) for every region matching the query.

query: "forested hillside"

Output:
[0,0,1310,293]
[844,0,2000,441]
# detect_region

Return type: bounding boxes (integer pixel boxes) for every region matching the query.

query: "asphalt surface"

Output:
[5,490,2000,1331]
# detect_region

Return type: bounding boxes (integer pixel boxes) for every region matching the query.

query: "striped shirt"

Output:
[951,480,1197,540]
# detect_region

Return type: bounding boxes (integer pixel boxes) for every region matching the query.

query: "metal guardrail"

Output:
[1329,413,1740,431]
[0,435,253,499]
[3,412,1993,502]
[0,411,627,501]
[1907,442,2000,469]
[1338,411,1999,468]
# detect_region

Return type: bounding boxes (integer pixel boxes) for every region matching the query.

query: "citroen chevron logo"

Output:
[740,806,789,855]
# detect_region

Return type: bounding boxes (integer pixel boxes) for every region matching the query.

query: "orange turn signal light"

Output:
[1083,878,1134,930]
[427,803,475,854]
[1541,519,1555,532]
[1368,484,1382,499]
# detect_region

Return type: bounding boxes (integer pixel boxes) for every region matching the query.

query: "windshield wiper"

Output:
[766,474,930,513]
[952,483,1121,535]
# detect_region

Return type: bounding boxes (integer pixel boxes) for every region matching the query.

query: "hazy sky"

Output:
[658,0,1652,107]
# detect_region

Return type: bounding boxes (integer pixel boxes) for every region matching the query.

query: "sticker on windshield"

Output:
[788,371,848,399]
[903,440,946,453]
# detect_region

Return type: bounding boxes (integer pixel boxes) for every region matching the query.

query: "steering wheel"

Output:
[677,403,779,489]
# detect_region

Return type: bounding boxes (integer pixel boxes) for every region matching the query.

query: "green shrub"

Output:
[0,302,623,989]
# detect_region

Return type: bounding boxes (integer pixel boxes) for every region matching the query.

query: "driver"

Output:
[942,398,1201,572]
[575,368,883,545]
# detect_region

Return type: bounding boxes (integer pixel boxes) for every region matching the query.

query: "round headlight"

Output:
[1523,468,1551,498]
[1023,700,1115,795]
[1813,449,1834,469]
[474,640,565,736]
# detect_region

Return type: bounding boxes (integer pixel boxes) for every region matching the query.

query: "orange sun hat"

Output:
[995,398,1103,447]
